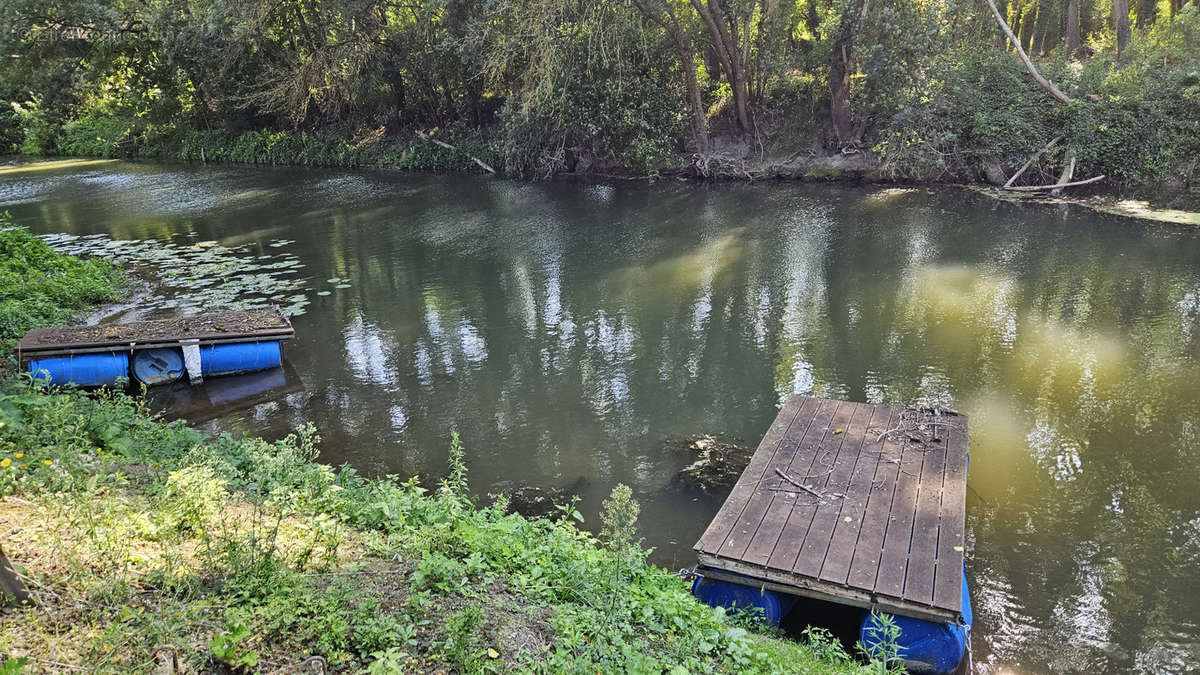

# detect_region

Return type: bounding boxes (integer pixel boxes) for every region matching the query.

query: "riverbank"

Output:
[0,223,878,672]
[0,221,125,368]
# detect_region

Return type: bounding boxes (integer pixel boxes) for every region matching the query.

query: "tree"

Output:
[1066,0,1081,56]
[1114,0,1131,54]
[688,0,754,134]
[631,0,709,152]
[828,0,869,146]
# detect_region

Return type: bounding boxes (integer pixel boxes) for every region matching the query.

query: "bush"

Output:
[58,105,139,158]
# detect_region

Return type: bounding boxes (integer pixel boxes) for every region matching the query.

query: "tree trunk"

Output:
[829,0,869,146]
[1009,0,1023,50]
[1019,2,1037,52]
[1032,1,1048,55]
[984,0,1073,104]
[680,42,709,153]
[690,0,752,133]
[1066,0,1081,56]
[1114,0,1131,54]
[631,0,710,152]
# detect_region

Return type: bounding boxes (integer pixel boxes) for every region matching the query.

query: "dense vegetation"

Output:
[0,225,884,671]
[0,218,123,360]
[0,0,1197,188]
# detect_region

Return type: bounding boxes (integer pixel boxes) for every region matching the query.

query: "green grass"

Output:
[0,216,124,363]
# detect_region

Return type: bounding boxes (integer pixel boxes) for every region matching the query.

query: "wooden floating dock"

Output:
[16,309,294,358]
[694,396,968,623]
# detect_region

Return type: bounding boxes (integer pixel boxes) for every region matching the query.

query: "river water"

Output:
[3,158,1199,672]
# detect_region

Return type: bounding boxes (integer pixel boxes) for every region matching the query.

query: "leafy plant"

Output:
[209,619,260,670]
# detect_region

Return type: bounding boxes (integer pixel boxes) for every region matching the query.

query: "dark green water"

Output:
[4,158,1200,673]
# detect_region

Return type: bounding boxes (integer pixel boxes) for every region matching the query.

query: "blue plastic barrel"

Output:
[691,573,798,626]
[859,566,973,674]
[132,348,186,386]
[27,352,130,387]
[200,341,282,377]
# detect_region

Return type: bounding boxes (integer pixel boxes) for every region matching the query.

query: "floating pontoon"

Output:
[17,309,293,388]
[692,396,971,674]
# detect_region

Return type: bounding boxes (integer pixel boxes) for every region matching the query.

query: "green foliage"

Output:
[0,218,123,361]
[209,619,260,670]
[858,612,904,674]
[57,104,139,157]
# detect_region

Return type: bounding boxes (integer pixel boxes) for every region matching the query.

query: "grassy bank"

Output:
[0,225,877,672]
[0,219,124,364]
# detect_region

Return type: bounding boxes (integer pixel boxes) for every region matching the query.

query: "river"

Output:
[3,158,1199,672]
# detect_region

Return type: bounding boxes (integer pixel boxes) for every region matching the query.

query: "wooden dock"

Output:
[694,396,968,623]
[16,309,293,358]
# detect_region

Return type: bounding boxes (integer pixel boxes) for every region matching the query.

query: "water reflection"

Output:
[5,162,1200,672]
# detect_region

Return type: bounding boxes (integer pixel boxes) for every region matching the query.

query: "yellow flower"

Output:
[0,458,10,468]
[42,459,52,466]
[13,452,23,459]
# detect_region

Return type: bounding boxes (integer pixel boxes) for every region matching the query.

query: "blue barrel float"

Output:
[692,566,972,674]
[27,352,130,387]
[691,571,799,626]
[132,348,186,385]
[859,565,973,675]
[201,341,282,377]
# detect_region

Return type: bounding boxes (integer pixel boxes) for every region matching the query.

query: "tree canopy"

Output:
[1,0,1197,185]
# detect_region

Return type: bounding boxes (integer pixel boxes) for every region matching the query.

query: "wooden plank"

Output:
[901,422,949,605]
[845,416,907,590]
[18,335,294,360]
[794,403,889,579]
[17,309,293,353]
[764,401,864,572]
[932,414,969,612]
[695,396,808,554]
[873,427,927,598]
[819,406,899,584]
[734,398,835,563]
[696,555,957,624]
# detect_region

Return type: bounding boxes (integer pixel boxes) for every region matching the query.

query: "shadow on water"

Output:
[146,362,305,424]
[5,160,1200,673]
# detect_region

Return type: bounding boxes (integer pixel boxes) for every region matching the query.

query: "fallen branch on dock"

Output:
[774,468,824,498]
[1002,174,1105,192]
[415,130,497,174]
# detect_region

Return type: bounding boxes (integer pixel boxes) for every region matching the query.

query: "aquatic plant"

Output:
[39,232,313,317]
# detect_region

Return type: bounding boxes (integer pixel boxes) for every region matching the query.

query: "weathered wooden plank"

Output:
[696,556,957,624]
[932,414,969,612]
[764,401,863,572]
[695,396,808,554]
[734,398,829,563]
[846,417,907,590]
[819,406,898,584]
[793,402,885,579]
[719,397,826,560]
[901,424,949,605]
[874,430,927,598]
[17,309,293,353]
[791,402,883,578]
